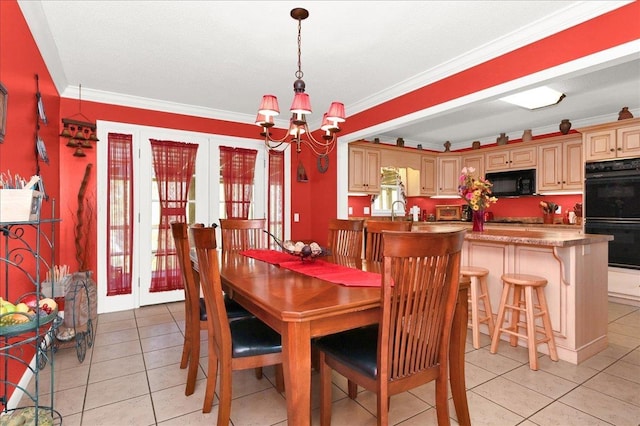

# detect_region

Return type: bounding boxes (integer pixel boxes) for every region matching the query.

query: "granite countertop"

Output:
[410,220,610,247]
[360,216,582,230]
[463,228,613,247]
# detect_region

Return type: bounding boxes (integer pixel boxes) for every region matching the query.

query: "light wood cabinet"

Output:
[461,153,484,178]
[348,145,380,193]
[437,155,461,195]
[485,145,537,171]
[537,135,583,192]
[581,117,640,161]
[419,155,437,196]
[461,153,484,177]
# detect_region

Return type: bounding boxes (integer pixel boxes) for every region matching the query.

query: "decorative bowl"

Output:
[264,230,330,260]
[0,308,58,337]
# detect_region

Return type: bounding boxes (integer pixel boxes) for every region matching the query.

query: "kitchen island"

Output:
[461,228,613,364]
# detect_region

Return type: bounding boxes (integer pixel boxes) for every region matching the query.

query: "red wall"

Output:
[0,0,62,405]
[349,194,583,222]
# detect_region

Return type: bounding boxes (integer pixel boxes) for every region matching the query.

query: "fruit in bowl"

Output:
[0,298,34,325]
[282,240,325,258]
[38,298,57,315]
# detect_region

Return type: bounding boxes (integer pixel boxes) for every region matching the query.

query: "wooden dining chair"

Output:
[218,218,270,380]
[190,226,284,422]
[170,222,252,396]
[364,220,412,262]
[219,218,269,252]
[315,229,466,426]
[326,218,364,258]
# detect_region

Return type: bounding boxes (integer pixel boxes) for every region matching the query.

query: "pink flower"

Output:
[458,168,498,211]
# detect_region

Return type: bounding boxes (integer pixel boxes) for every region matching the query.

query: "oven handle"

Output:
[585,218,640,226]
[585,172,640,181]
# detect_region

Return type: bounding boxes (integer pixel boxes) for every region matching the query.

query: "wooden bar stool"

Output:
[460,266,495,349]
[490,273,558,370]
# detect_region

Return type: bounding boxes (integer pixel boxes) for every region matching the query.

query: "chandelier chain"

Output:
[296,18,303,80]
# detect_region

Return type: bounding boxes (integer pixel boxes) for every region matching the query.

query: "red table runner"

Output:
[240,249,383,287]
[239,249,300,265]
[279,259,383,287]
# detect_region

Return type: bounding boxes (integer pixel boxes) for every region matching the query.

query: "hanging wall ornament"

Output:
[297,160,309,182]
[317,154,329,173]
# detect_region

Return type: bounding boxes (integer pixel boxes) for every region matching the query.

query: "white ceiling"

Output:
[19,1,640,151]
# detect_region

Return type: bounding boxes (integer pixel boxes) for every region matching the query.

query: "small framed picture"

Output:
[0,82,7,143]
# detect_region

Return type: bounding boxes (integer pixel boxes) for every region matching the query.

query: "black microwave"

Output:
[485,169,536,197]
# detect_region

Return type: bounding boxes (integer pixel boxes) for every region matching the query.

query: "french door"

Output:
[96,121,288,313]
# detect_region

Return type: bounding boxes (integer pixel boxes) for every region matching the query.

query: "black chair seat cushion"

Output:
[198,295,252,321]
[230,317,282,358]
[314,325,378,379]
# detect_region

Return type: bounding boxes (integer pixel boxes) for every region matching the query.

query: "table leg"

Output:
[282,321,312,426]
[450,279,471,426]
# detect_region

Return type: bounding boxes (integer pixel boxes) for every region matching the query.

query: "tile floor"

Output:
[26,301,640,425]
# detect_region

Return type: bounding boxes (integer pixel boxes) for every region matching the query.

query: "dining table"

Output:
[210,250,471,426]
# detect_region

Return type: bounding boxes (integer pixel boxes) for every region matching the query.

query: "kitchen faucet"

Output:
[391,200,406,221]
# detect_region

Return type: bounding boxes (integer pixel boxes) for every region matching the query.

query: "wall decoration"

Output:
[316,154,329,173]
[0,82,7,143]
[36,74,47,125]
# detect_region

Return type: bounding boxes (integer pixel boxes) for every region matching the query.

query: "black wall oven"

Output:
[585,158,640,269]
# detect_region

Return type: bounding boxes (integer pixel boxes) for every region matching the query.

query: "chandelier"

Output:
[256,8,346,165]
[59,84,99,157]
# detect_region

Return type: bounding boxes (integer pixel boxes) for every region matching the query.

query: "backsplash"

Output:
[348,194,583,220]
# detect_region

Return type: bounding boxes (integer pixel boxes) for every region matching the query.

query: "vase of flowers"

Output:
[458,167,498,232]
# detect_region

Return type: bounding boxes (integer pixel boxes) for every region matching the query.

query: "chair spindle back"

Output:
[326,218,364,258]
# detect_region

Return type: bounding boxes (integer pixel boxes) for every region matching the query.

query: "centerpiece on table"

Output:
[264,230,329,261]
[458,167,498,232]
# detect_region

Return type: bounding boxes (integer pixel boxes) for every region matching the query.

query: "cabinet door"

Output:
[510,146,537,169]
[348,146,368,192]
[538,143,563,191]
[618,124,640,158]
[420,155,437,196]
[563,139,583,190]
[584,129,616,161]
[437,156,461,195]
[364,149,381,192]
[462,153,484,178]
[349,146,380,193]
[485,151,510,171]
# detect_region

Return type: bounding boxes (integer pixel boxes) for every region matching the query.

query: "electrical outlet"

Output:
[348,207,353,215]
[364,207,370,214]
[294,213,300,222]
